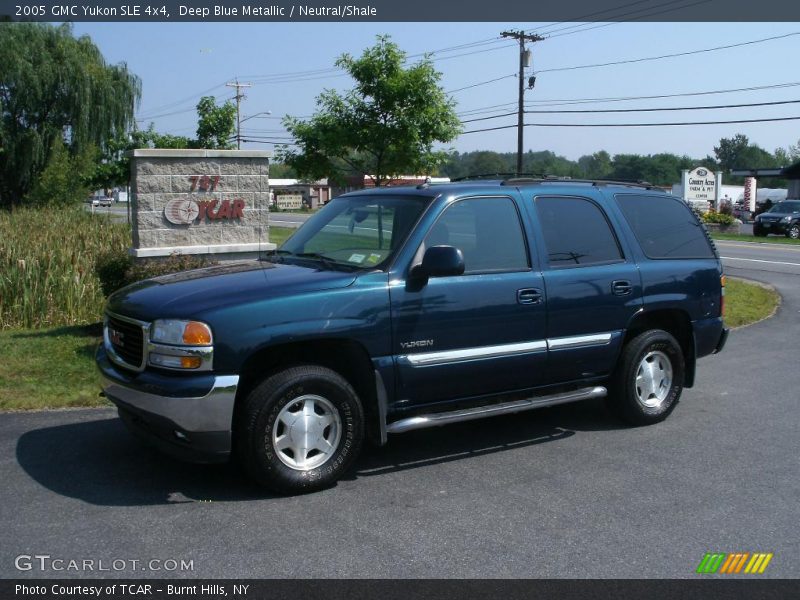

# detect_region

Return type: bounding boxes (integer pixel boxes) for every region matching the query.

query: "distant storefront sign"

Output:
[685,167,717,202]
[276,194,303,210]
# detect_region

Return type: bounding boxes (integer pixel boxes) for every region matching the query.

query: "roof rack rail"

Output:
[501,176,656,189]
[451,172,545,182]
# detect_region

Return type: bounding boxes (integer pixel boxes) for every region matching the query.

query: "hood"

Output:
[106,260,357,321]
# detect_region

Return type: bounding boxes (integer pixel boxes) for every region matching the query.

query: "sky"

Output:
[71,20,800,162]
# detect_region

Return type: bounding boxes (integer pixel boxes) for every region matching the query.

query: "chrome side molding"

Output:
[385,386,607,434]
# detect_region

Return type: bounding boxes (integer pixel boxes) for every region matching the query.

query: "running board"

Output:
[385,386,607,434]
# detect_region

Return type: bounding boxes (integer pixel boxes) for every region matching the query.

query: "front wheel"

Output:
[238,365,364,494]
[787,224,800,240]
[608,329,685,425]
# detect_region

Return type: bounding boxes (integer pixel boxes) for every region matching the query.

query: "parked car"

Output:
[90,195,112,207]
[97,178,728,493]
[753,200,800,239]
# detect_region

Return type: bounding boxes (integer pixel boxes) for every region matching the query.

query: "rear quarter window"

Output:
[615,194,716,259]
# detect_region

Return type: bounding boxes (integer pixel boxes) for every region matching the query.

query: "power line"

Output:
[524,98,800,114]
[535,31,800,74]
[458,99,800,125]
[523,81,800,107]
[531,0,678,35]
[136,82,228,119]
[461,115,800,134]
[533,0,709,39]
[447,74,516,94]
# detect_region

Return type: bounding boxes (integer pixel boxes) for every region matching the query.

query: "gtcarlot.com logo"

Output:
[15,554,194,572]
[696,552,774,574]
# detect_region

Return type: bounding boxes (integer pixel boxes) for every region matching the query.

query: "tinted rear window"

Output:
[616,194,715,259]
[535,196,623,267]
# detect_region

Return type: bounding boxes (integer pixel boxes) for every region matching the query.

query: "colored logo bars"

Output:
[696,552,774,574]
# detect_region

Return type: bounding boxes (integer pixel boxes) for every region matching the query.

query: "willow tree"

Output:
[0,23,141,206]
[280,36,461,186]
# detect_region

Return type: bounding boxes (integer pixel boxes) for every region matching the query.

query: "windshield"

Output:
[275,194,430,269]
[769,201,800,213]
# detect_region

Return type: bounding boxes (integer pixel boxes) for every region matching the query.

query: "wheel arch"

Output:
[623,309,696,387]
[233,338,385,446]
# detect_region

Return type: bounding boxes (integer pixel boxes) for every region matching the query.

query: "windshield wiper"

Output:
[292,252,341,270]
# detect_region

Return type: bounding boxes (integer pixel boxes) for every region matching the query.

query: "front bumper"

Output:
[97,345,238,463]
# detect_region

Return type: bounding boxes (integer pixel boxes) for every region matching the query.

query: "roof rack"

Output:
[501,176,656,190]
[449,173,656,189]
[451,172,546,182]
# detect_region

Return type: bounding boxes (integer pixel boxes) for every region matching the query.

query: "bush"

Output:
[701,210,736,226]
[719,201,733,216]
[95,248,216,296]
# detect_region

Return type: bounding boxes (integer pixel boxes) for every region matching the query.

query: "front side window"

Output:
[534,196,623,267]
[422,197,529,274]
[278,195,429,269]
[616,193,715,259]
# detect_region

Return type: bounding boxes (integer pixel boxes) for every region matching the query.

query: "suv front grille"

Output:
[106,314,147,370]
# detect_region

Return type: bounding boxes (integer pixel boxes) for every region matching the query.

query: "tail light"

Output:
[720,275,726,317]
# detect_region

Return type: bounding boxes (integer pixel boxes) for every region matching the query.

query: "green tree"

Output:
[280,36,461,186]
[0,23,141,206]
[577,151,612,179]
[195,96,236,149]
[90,125,195,191]
[26,138,96,206]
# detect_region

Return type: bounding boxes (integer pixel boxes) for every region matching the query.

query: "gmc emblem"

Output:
[109,328,124,347]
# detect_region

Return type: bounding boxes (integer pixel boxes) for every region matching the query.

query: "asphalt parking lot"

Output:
[1,243,798,579]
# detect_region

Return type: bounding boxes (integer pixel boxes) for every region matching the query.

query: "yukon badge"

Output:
[400,339,434,350]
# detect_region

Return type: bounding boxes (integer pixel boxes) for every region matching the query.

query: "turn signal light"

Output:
[180,356,202,369]
[720,275,726,317]
[183,322,212,345]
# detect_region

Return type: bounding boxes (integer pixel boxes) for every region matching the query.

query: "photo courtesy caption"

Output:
[15,584,249,596]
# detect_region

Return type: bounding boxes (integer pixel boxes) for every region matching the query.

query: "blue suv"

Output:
[97,178,728,493]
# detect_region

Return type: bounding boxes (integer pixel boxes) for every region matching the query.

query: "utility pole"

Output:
[226,79,253,149]
[501,30,544,175]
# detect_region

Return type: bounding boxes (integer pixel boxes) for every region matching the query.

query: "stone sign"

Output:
[128,149,274,259]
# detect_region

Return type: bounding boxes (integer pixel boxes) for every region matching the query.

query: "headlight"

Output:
[151,319,213,346]
[782,216,792,223]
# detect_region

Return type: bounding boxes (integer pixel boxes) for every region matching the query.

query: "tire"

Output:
[607,329,684,426]
[238,365,364,494]
[788,224,800,240]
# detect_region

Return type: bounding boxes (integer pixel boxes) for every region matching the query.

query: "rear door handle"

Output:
[517,288,543,305]
[611,280,633,296]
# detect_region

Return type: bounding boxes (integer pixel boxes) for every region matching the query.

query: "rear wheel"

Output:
[608,329,684,425]
[238,365,364,494]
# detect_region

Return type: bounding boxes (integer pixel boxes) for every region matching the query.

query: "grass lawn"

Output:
[0,324,108,411]
[0,277,779,411]
[712,233,800,245]
[724,277,780,329]
[269,226,296,246]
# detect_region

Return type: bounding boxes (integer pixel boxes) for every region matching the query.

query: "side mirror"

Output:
[413,245,465,279]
